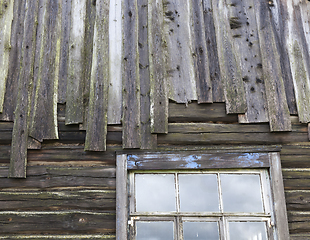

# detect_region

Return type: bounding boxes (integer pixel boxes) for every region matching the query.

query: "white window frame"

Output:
[116,151,290,240]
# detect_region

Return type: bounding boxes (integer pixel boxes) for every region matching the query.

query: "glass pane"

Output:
[229,222,268,240]
[183,222,219,240]
[136,221,174,240]
[179,174,219,212]
[221,174,264,212]
[135,174,176,212]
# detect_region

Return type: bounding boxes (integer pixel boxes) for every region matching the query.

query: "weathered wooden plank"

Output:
[0,190,115,211]
[163,0,197,103]
[148,0,168,134]
[285,190,310,211]
[202,0,224,102]
[0,235,116,240]
[127,152,270,170]
[288,211,310,233]
[284,179,310,190]
[65,0,87,125]
[226,0,268,123]
[169,102,238,122]
[286,2,310,123]
[57,0,72,103]
[212,0,246,114]
[0,1,25,121]
[0,211,115,234]
[0,0,14,112]
[84,0,109,151]
[108,0,122,125]
[253,0,291,131]
[281,156,310,169]
[290,234,310,240]
[191,0,212,103]
[122,0,140,148]
[138,0,157,148]
[28,0,60,142]
[9,0,39,178]
[283,169,310,179]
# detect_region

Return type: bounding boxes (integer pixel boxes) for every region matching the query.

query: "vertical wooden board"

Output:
[57,0,72,104]
[65,0,87,125]
[226,0,268,123]
[148,0,168,134]
[191,0,212,103]
[122,0,140,148]
[163,0,197,103]
[0,1,26,121]
[253,0,291,132]
[138,0,157,149]
[85,0,110,152]
[202,0,224,102]
[108,0,123,124]
[28,0,60,142]
[0,0,14,112]
[286,1,310,123]
[212,0,246,114]
[9,0,39,178]
[270,0,297,115]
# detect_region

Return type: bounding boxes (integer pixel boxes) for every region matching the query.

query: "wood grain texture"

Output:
[254,0,291,131]
[0,235,116,239]
[163,0,197,103]
[138,0,157,148]
[202,0,224,102]
[65,0,87,125]
[148,0,168,134]
[212,0,246,114]
[122,0,140,148]
[288,211,310,234]
[0,0,14,112]
[85,0,109,151]
[28,0,60,142]
[9,0,39,178]
[285,190,310,211]
[191,0,212,103]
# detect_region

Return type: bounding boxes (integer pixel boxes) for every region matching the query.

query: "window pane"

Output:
[183,222,219,240]
[135,174,176,212]
[179,174,219,212]
[229,222,268,240]
[221,174,264,212]
[136,221,174,240]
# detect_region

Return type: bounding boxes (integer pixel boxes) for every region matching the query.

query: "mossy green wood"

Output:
[65,0,87,125]
[28,0,60,142]
[122,0,141,148]
[148,0,168,134]
[212,0,247,114]
[85,0,110,152]
[254,0,291,131]
[0,0,14,113]
[9,0,39,178]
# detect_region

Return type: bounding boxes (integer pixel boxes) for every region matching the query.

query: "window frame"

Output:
[116,151,290,240]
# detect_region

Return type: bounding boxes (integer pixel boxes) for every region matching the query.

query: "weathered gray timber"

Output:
[212,0,246,114]
[57,0,72,104]
[191,0,212,103]
[65,0,87,125]
[9,0,39,178]
[122,0,140,148]
[202,0,224,102]
[0,0,14,112]
[254,0,291,132]
[28,0,60,142]
[163,0,197,103]
[0,0,25,121]
[148,0,168,134]
[138,0,157,149]
[0,235,116,239]
[285,190,310,211]
[85,0,110,151]
[288,211,310,234]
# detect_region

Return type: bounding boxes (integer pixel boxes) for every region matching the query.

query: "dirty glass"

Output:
[183,222,219,240]
[179,174,219,212]
[221,174,264,213]
[136,221,174,240]
[135,174,176,212]
[229,221,268,240]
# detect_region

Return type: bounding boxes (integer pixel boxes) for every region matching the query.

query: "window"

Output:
[116,151,290,240]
